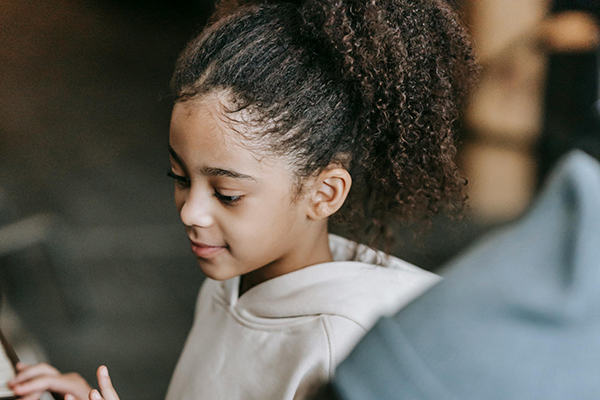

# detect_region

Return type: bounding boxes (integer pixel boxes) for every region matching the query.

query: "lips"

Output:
[190,240,227,258]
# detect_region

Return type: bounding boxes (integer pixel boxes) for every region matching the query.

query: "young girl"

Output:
[9,0,476,398]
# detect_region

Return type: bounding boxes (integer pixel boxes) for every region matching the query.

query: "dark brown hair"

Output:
[171,0,478,247]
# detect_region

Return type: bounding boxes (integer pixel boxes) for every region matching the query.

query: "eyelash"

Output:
[214,192,242,206]
[167,171,243,206]
[167,171,190,187]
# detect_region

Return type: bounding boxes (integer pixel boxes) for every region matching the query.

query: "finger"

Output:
[12,375,82,397]
[65,395,76,400]
[16,362,30,371]
[96,366,119,400]
[90,389,104,400]
[19,391,43,400]
[12,376,57,396]
[10,363,60,385]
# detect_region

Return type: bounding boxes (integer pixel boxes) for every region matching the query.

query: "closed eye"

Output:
[214,191,243,206]
[167,170,191,188]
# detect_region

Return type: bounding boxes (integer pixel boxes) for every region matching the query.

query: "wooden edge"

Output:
[0,327,19,373]
[0,326,19,400]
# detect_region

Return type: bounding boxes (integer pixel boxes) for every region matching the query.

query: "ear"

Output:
[306,167,352,220]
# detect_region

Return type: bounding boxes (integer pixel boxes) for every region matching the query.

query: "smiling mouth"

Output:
[190,241,227,258]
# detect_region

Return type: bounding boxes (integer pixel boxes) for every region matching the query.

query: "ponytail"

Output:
[302,0,476,229]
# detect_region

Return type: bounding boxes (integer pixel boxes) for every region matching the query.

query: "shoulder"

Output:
[321,315,367,375]
[334,262,440,330]
[328,234,441,318]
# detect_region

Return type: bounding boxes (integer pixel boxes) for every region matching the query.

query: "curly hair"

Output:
[171,0,478,248]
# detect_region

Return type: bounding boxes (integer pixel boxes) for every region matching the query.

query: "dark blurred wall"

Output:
[539,53,600,180]
[0,1,214,399]
[538,0,600,180]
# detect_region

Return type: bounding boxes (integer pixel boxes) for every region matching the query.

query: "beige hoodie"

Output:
[165,235,440,400]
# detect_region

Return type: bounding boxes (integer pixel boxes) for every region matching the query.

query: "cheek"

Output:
[228,197,302,254]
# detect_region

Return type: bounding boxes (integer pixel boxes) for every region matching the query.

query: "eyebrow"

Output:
[168,145,257,181]
[199,166,256,181]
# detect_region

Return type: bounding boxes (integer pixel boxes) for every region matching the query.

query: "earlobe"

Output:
[307,167,352,220]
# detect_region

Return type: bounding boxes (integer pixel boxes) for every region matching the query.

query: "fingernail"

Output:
[92,389,102,400]
[100,366,109,377]
[65,394,75,400]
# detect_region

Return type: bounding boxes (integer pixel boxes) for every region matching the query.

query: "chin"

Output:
[197,259,238,281]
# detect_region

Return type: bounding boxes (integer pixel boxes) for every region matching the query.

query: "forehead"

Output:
[169,98,287,177]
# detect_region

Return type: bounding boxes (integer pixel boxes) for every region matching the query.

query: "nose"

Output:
[178,190,215,229]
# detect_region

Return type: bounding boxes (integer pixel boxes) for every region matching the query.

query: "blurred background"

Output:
[0,0,598,399]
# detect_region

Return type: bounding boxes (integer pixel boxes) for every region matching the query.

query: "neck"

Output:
[239,225,332,296]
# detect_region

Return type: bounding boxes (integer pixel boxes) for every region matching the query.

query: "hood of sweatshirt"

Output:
[215,235,440,330]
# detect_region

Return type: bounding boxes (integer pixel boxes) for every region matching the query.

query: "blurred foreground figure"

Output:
[315,150,600,400]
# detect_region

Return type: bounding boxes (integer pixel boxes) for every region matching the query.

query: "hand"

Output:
[86,366,120,400]
[8,362,92,400]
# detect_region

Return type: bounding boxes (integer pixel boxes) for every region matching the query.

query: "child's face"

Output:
[169,97,320,283]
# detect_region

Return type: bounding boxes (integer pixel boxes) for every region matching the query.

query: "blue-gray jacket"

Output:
[329,150,600,400]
